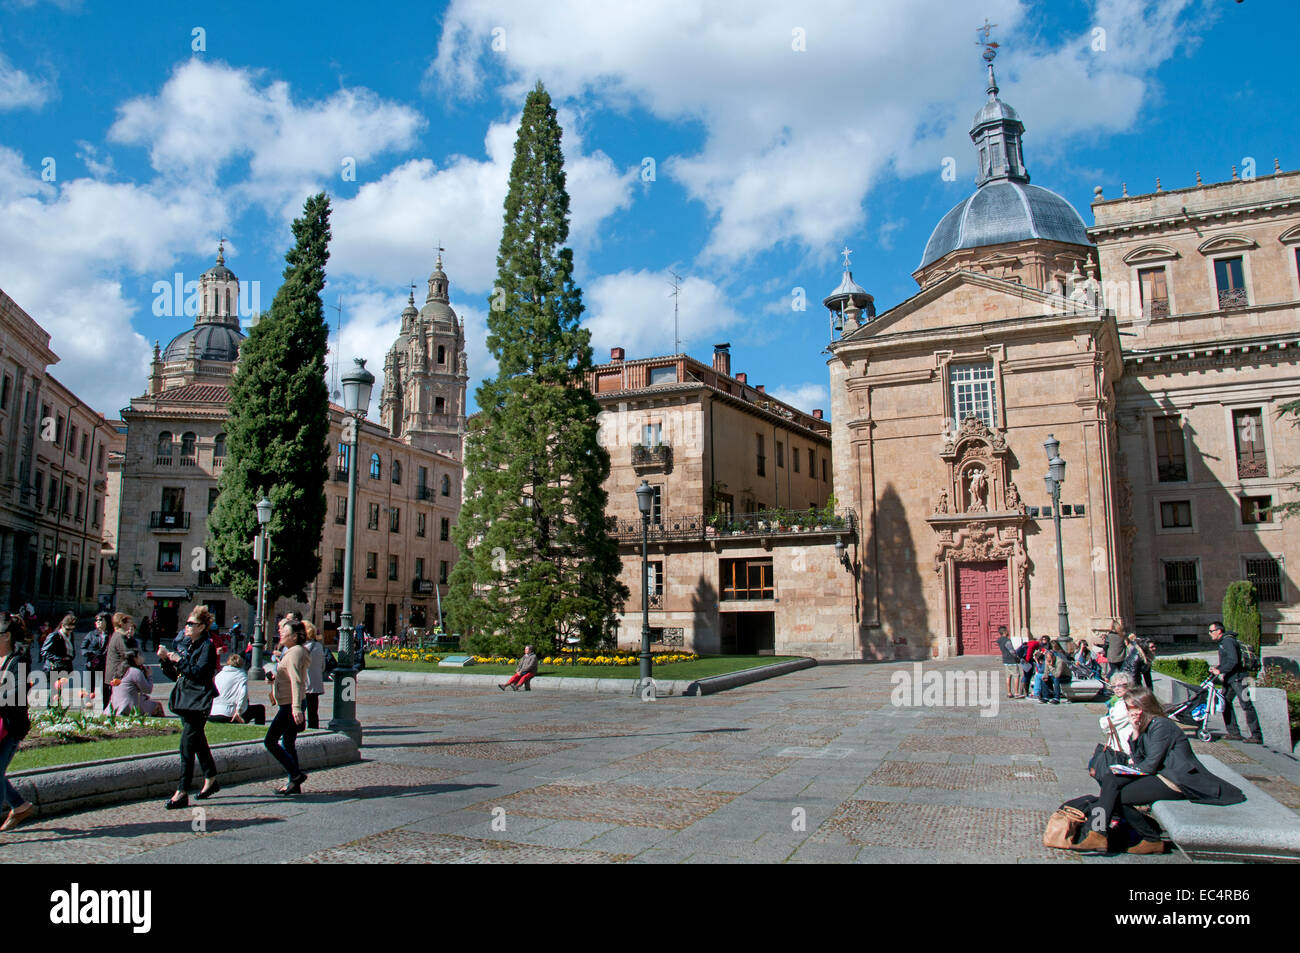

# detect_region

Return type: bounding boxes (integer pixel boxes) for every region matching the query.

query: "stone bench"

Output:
[1063,679,1105,702]
[1149,754,1300,863]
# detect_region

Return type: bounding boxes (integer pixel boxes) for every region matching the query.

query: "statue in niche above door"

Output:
[966,466,987,513]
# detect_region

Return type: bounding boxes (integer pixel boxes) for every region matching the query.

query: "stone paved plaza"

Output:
[3,659,1298,864]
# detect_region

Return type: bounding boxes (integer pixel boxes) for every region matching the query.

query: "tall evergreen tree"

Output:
[447,83,626,655]
[208,193,332,604]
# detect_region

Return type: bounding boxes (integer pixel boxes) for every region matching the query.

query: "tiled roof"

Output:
[155,383,231,404]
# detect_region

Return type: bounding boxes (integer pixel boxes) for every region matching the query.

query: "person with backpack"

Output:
[1208,622,1262,744]
[1120,633,1152,689]
[0,613,35,832]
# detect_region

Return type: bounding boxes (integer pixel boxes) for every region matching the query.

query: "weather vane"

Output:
[977,18,999,61]
[841,245,852,269]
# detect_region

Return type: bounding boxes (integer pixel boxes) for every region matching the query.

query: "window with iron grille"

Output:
[1162,560,1199,605]
[950,363,997,428]
[1214,256,1247,308]
[1243,556,1283,603]
[1153,415,1186,482]
[1232,408,1267,479]
[647,560,663,608]
[720,557,774,601]
[1138,266,1169,317]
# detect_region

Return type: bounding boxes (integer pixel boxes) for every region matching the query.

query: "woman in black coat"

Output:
[0,613,35,831]
[1074,687,1244,854]
[157,605,220,808]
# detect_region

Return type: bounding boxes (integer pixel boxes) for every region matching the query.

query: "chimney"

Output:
[736,372,747,385]
[813,409,823,420]
[610,346,624,362]
[712,342,731,376]
[756,384,766,394]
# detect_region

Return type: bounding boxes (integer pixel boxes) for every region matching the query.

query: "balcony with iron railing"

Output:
[647,592,663,609]
[197,570,221,588]
[1143,298,1170,319]
[1217,287,1249,309]
[330,570,344,588]
[416,485,434,501]
[631,443,672,471]
[1156,462,1187,483]
[608,507,856,544]
[333,467,350,482]
[155,456,173,467]
[149,511,190,530]
[1237,457,1269,480]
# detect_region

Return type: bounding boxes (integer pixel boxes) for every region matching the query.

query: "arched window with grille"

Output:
[157,431,174,465]
[213,433,226,458]
[180,432,197,466]
[370,452,381,479]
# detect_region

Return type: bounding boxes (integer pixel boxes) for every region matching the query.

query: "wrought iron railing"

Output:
[149,511,190,530]
[1237,458,1268,480]
[1156,462,1187,482]
[631,443,672,469]
[1217,287,1248,309]
[1144,299,1170,319]
[197,570,220,588]
[333,468,350,482]
[329,571,344,588]
[608,507,855,543]
[648,592,663,609]
[416,485,434,501]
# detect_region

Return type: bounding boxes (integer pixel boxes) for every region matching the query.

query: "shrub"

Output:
[1222,580,1261,655]
[1152,658,1211,686]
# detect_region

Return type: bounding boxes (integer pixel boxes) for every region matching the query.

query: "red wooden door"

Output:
[956,561,1010,655]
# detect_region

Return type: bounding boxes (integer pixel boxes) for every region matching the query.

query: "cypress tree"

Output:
[447,83,626,655]
[1222,580,1261,655]
[208,193,332,604]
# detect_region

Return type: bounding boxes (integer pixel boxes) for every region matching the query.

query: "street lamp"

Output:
[635,479,655,691]
[250,495,273,679]
[330,357,374,745]
[1043,434,1069,640]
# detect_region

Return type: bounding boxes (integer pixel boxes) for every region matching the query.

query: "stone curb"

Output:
[684,657,818,696]
[359,669,694,696]
[9,732,360,819]
[359,659,817,697]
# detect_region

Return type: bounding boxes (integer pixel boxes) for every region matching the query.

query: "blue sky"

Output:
[1,0,1296,418]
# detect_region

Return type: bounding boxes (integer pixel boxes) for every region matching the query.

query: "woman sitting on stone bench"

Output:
[1073,688,1245,855]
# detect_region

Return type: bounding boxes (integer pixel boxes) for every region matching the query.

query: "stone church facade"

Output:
[117,247,466,644]
[825,57,1298,658]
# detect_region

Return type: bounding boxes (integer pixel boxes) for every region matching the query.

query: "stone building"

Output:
[588,345,855,655]
[1092,168,1300,643]
[0,288,121,619]
[823,51,1298,658]
[117,247,465,644]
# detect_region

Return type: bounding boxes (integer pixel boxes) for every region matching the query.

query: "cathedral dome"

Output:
[162,323,245,362]
[919,181,1090,269]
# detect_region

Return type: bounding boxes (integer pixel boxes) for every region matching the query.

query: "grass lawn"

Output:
[11,723,274,772]
[365,655,804,680]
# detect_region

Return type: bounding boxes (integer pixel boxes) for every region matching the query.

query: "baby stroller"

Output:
[1163,675,1223,743]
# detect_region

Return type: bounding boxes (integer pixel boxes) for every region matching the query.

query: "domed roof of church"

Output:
[162,323,245,362]
[203,241,236,281]
[919,181,1090,269]
[418,253,459,324]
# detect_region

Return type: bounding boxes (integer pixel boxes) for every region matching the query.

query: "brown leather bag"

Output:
[1042,805,1087,849]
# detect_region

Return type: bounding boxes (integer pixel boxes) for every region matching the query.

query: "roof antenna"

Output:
[328,298,343,402]
[668,270,682,355]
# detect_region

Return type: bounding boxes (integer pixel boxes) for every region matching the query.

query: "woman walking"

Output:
[0,613,35,832]
[302,620,325,730]
[158,605,220,808]
[265,617,309,795]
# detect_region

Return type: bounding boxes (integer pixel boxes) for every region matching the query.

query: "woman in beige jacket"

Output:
[264,617,310,795]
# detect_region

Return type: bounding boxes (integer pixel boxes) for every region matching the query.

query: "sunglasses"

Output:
[185,620,202,627]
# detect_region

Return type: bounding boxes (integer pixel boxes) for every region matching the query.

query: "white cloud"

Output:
[329,111,636,296]
[431,0,1207,262]
[583,269,744,362]
[767,382,829,415]
[0,52,52,111]
[109,59,424,213]
[0,147,228,413]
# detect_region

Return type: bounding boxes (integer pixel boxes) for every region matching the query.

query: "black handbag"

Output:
[169,676,214,715]
[1088,742,1127,778]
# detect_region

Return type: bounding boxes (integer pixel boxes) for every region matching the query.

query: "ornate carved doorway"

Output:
[956,561,1010,656]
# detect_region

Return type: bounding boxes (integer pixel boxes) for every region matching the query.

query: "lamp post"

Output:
[250,495,273,679]
[1042,434,1069,640]
[635,480,655,689]
[329,357,374,745]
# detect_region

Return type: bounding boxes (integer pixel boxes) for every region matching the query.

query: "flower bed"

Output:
[24,709,179,748]
[368,649,698,667]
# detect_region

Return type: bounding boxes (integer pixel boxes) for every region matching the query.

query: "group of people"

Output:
[0,603,338,830]
[995,623,1156,705]
[1047,620,1260,855]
